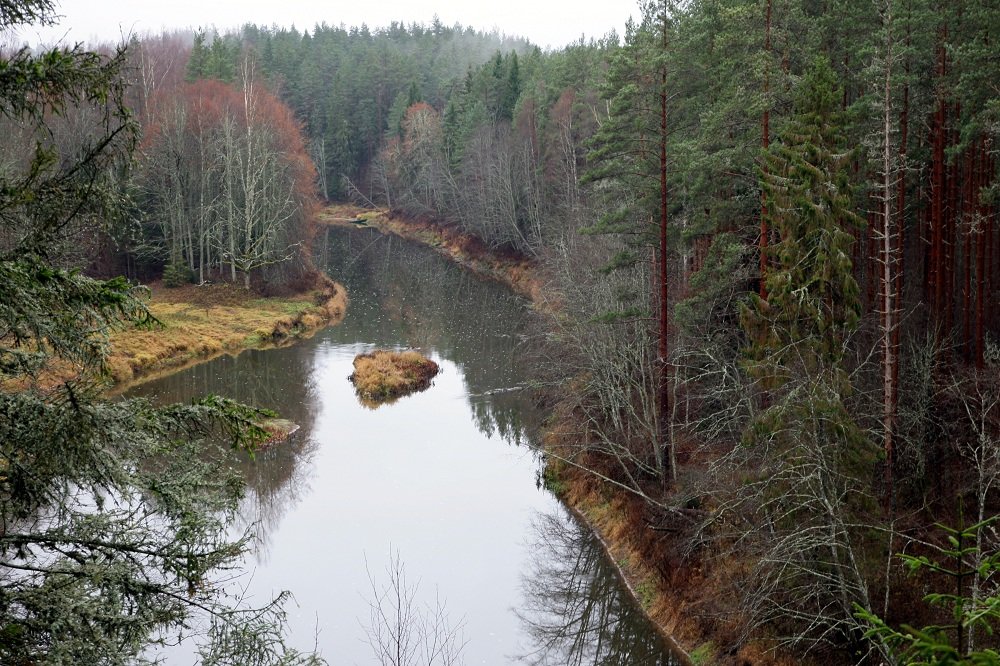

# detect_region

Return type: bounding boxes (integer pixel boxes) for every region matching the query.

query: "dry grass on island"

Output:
[349,350,439,407]
[258,418,301,447]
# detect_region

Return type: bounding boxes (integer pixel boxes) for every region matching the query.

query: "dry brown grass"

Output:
[349,349,439,407]
[106,277,347,386]
[9,276,348,392]
[258,418,300,447]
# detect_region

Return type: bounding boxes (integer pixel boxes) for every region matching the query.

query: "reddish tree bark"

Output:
[930,34,947,323]
[962,143,973,356]
[944,102,960,340]
[760,0,772,300]
[658,39,672,486]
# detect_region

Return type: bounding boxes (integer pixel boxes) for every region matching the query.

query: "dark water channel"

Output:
[128,227,677,665]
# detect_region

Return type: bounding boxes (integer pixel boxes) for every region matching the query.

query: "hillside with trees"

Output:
[6,0,1000,663]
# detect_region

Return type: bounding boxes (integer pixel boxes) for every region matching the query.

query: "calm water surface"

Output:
[129,228,676,665]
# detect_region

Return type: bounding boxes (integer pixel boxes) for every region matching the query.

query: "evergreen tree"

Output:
[584,1,678,487]
[0,3,320,662]
[859,518,1000,664]
[743,56,862,392]
[738,57,883,653]
[186,30,209,80]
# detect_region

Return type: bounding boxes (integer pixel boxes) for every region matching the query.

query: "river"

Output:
[128,227,677,665]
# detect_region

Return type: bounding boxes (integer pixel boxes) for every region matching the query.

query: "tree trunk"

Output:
[760,0,772,300]
[657,5,673,486]
[880,0,897,503]
[893,28,909,414]
[976,139,988,368]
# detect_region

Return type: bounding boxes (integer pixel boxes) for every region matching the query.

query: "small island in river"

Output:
[349,349,440,407]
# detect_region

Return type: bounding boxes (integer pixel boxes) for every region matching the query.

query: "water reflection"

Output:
[324,227,538,448]
[127,348,324,557]
[126,227,677,664]
[517,509,677,666]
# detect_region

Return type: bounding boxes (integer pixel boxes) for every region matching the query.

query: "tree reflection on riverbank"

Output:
[517,508,678,666]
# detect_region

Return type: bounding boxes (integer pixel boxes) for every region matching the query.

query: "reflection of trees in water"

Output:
[233,432,321,561]
[516,509,677,666]
[125,344,322,555]
[325,227,541,447]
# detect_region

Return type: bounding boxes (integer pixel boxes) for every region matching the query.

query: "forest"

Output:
[4,0,1000,663]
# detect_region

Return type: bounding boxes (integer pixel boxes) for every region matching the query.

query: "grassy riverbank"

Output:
[14,275,347,392]
[106,276,347,387]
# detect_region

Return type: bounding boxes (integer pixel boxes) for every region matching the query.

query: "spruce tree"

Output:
[738,57,883,652]
[0,3,320,662]
[743,56,862,392]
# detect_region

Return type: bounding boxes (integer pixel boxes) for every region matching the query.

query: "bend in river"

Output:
[128,227,679,665]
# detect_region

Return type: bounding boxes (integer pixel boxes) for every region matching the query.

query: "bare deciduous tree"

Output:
[362,552,467,666]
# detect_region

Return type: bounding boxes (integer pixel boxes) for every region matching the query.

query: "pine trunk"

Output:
[881,1,897,503]
[930,36,946,323]
[760,0,772,300]
[657,34,672,487]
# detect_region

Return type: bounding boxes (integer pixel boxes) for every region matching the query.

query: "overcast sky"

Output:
[15,0,638,50]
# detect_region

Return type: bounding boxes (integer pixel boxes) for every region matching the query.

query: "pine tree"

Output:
[584,1,677,487]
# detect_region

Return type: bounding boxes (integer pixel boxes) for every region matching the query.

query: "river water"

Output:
[128,227,676,665]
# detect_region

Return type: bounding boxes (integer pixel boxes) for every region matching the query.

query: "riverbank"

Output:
[106,276,347,388]
[543,411,794,666]
[318,205,543,304]
[321,204,716,664]
[13,275,347,392]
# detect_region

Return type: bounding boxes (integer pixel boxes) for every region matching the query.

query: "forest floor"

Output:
[14,275,348,392]
[318,203,777,666]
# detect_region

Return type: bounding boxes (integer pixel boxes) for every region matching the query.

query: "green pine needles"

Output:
[858,518,1000,665]
[0,2,322,663]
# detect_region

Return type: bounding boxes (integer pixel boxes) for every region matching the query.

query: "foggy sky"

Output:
[14,0,637,50]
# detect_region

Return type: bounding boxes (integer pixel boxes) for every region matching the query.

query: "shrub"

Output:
[162,260,194,287]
